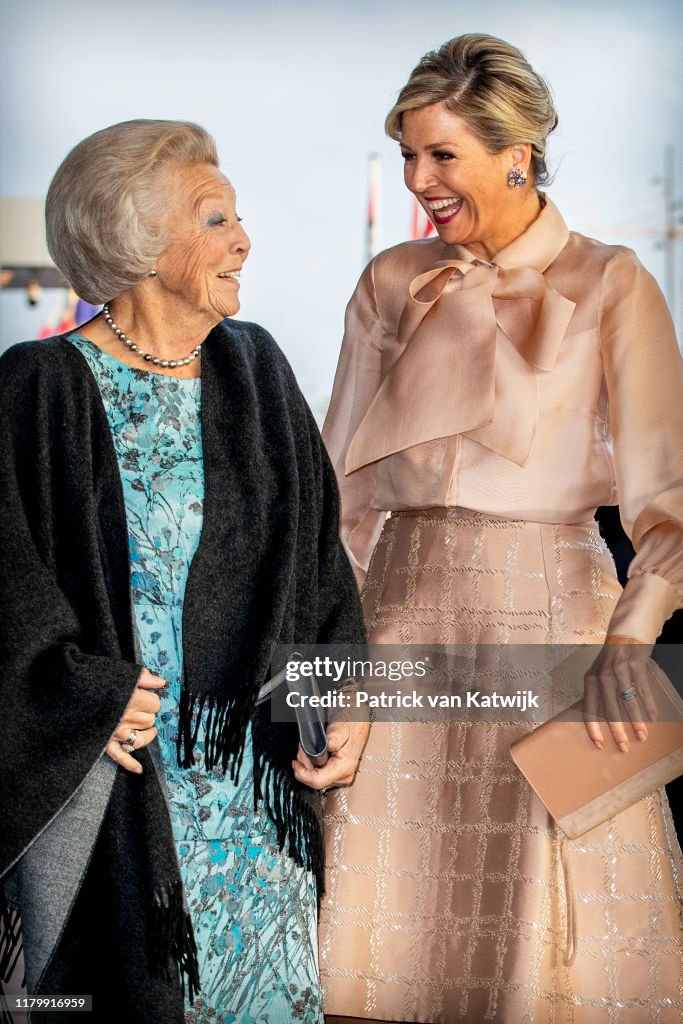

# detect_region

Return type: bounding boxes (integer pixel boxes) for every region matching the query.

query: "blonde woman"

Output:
[319,34,683,1024]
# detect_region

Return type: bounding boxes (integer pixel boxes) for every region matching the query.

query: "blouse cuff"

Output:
[606,572,679,644]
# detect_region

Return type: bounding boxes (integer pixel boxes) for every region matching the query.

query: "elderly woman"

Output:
[319,34,683,1024]
[0,119,367,1024]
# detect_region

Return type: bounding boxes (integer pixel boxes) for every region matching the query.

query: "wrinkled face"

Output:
[155,162,250,321]
[400,103,525,255]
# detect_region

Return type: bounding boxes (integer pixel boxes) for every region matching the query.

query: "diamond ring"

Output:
[120,730,138,754]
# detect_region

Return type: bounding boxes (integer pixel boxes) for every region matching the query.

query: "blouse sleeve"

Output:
[600,250,683,643]
[322,259,387,590]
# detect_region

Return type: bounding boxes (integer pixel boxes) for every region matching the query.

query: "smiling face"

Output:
[400,102,537,260]
[154,161,250,323]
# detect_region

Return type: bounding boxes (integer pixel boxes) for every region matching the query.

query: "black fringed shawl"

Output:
[0,321,365,1023]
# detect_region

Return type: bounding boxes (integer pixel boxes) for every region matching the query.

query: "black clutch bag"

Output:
[256,657,329,767]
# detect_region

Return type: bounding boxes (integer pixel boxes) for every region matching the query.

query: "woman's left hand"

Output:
[583,636,658,751]
[292,720,370,791]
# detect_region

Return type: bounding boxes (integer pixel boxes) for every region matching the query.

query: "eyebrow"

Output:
[400,141,457,151]
[199,189,234,204]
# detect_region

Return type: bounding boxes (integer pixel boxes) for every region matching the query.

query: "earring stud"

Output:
[507,167,528,189]
[147,270,157,278]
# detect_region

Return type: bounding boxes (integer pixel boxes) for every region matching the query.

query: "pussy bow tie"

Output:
[345,258,576,473]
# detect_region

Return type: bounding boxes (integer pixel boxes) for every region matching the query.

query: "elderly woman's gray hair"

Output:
[45,119,218,304]
[385,33,558,186]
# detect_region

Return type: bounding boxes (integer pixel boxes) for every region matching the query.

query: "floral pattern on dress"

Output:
[69,335,322,1024]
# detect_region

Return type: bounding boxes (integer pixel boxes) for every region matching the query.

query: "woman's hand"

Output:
[105,668,166,774]
[292,720,370,791]
[583,636,657,751]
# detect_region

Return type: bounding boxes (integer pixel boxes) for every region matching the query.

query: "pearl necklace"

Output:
[102,304,201,368]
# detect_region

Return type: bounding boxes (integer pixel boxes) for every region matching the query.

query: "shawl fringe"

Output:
[0,885,21,987]
[176,688,252,779]
[253,747,325,899]
[0,883,21,1024]
[178,688,324,897]
[147,880,200,1006]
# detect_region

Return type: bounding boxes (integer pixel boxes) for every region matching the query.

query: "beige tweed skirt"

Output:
[319,508,683,1023]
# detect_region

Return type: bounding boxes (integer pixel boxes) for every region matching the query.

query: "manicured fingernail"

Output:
[618,742,629,753]
[594,740,604,750]
[636,730,647,742]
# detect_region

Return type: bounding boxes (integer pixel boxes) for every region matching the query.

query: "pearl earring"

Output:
[147,270,157,278]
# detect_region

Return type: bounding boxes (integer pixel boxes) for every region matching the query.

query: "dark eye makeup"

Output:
[400,149,456,162]
[207,213,244,226]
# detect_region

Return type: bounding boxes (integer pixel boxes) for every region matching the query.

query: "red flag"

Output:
[411,198,436,239]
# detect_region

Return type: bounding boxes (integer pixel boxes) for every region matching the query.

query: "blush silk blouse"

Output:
[322,197,683,644]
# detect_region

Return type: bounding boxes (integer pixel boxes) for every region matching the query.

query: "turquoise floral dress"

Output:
[69,335,323,1024]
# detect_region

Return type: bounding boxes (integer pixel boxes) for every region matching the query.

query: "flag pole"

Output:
[366,153,381,263]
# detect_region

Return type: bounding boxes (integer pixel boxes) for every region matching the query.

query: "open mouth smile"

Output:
[425,196,465,224]
[217,270,241,284]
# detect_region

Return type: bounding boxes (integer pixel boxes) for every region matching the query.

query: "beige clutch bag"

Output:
[510,665,683,840]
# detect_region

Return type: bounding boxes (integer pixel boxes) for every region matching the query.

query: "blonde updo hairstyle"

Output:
[385,34,558,187]
[45,119,219,304]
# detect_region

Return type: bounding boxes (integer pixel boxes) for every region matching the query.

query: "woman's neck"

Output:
[106,288,219,358]
[73,284,220,379]
[464,190,543,262]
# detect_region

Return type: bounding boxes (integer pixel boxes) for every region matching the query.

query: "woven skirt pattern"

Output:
[319,508,683,1023]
